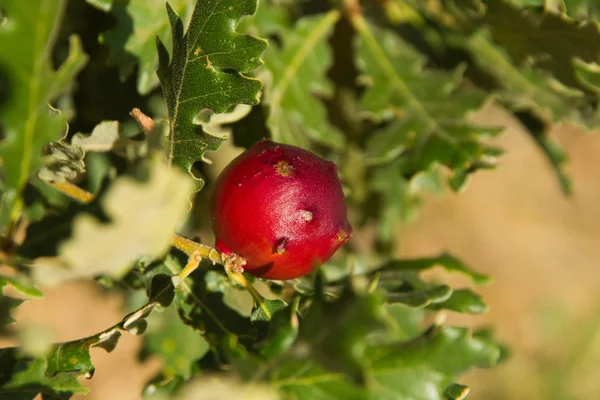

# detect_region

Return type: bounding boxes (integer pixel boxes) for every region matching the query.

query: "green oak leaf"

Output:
[176,268,257,349]
[476,0,600,96]
[0,275,43,298]
[512,110,572,194]
[387,285,453,308]
[353,15,500,191]
[273,361,368,399]
[370,163,443,249]
[274,325,500,400]
[0,329,122,398]
[87,0,195,95]
[250,298,287,342]
[0,264,180,399]
[0,352,87,399]
[0,0,88,232]
[254,298,299,360]
[458,14,600,127]
[144,305,209,379]
[432,0,600,193]
[372,253,489,314]
[376,253,490,285]
[444,383,470,400]
[0,275,41,336]
[156,0,266,188]
[238,0,289,37]
[260,9,345,149]
[429,289,488,314]
[365,326,499,400]
[298,283,386,382]
[0,296,23,333]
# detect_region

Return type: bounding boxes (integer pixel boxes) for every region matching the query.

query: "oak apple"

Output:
[210,140,352,280]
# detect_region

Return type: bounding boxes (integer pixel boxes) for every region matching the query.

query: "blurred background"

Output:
[3,104,600,400]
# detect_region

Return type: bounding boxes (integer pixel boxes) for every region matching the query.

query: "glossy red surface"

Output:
[210,140,352,280]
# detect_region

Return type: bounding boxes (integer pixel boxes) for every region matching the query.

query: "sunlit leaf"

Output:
[156,0,266,188]
[261,10,345,149]
[0,0,88,231]
[144,306,209,379]
[352,12,499,189]
[71,120,120,152]
[86,0,195,94]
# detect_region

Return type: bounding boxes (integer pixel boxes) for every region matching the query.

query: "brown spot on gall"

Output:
[335,228,349,244]
[275,160,294,177]
[274,238,288,255]
[300,210,313,222]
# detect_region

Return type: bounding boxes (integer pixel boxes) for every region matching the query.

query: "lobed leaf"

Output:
[260,9,345,149]
[87,0,195,95]
[144,306,209,380]
[0,0,88,231]
[429,0,600,193]
[0,276,41,336]
[0,352,87,399]
[0,262,180,398]
[351,13,500,190]
[298,284,386,382]
[0,275,42,298]
[376,253,490,285]
[272,316,500,400]
[156,0,267,188]
[428,289,489,314]
[364,326,499,400]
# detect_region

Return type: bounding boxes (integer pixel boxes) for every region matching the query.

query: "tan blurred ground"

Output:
[4,104,600,399]
[401,105,600,400]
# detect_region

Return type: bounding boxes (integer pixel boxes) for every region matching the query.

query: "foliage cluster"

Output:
[2,0,599,398]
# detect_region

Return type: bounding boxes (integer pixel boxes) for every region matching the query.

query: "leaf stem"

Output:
[170,234,221,264]
[226,268,274,320]
[47,181,95,204]
[173,250,203,286]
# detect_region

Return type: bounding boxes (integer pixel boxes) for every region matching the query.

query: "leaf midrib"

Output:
[353,14,457,146]
[269,10,340,112]
[168,0,220,166]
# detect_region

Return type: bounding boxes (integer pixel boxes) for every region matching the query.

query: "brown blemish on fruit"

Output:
[275,160,294,177]
[274,237,288,255]
[335,228,349,244]
[300,210,313,222]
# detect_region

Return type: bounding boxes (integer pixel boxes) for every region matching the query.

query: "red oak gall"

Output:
[210,140,352,280]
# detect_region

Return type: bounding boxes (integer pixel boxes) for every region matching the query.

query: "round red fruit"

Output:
[210,140,352,280]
